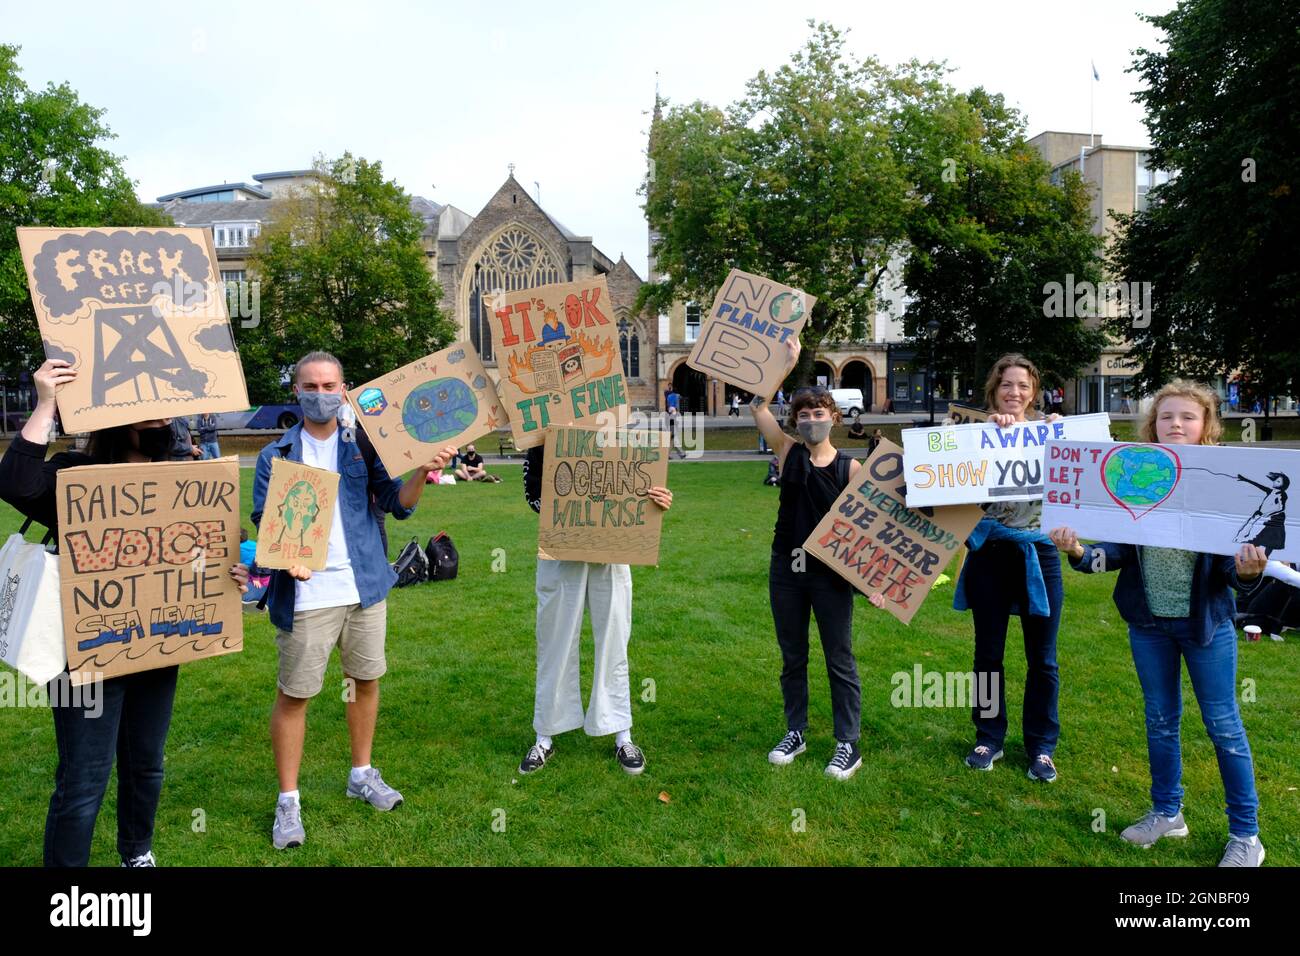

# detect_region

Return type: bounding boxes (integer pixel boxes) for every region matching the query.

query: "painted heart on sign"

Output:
[1100,444,1182,519]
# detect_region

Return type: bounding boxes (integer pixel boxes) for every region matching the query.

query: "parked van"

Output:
[829,388,864,418]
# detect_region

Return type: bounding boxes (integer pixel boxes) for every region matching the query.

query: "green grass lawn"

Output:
[0,461,1296,866]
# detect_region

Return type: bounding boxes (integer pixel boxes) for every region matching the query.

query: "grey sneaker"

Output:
[1218,835,1265,867]
[346,767,404,810]
[1121,810,1190,847]
[272,800,305,850]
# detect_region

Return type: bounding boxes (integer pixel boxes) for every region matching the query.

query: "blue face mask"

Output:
[298,391,343,424]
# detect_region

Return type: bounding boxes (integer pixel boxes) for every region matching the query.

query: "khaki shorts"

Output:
[276,601,387,698]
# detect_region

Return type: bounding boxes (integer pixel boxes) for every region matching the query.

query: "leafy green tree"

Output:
[244,154,454,402]
[1108,0,1299,419]
[897,87,1106,388]
[0,44,171,379]
[641,22,928,385]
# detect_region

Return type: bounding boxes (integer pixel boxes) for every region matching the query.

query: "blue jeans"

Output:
[1128,618,1259,837]
[200,441,221,459]
[44,666,178,866]
[966,540,1063,757]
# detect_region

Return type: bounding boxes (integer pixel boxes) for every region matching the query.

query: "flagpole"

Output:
[1090,60,1097,148]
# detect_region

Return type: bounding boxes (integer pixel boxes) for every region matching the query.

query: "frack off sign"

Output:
[902,414,1113,508]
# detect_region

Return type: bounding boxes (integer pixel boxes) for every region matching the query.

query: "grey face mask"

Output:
[797,420,832,445]
[298,391,343,424]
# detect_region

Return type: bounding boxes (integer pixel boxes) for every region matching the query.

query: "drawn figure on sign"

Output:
[276,480,322,552]
[401,377,479,443]
[539,307,569,345]
[1234,472,1289,553]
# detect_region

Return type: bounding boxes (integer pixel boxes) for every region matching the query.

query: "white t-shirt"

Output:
[293,428,361,611]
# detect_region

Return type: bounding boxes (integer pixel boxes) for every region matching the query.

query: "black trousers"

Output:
[769,553,861,742]
[44,665,179,866]
[965,541,1063,757]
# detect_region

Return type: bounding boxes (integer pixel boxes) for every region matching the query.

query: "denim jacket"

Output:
[251,424,413,631]
[1068,542,1259,646]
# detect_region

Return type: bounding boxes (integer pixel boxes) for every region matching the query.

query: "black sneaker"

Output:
[615,741,646,775]
[767,730,806,766]
[518,742,553,774]
[120,851,156,867]
[1027,753,1058,783]
[965,744,1004,771]
[825,741,862,780]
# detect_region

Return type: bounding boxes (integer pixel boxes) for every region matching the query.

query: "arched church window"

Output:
[469,227,564,363]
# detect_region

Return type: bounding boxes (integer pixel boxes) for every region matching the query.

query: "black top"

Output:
[523,445,543,515]
[772,442,852,558]
[0,433,97,536]
[461,450,484,469]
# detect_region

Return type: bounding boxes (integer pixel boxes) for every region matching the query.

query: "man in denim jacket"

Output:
[233,351,455,850]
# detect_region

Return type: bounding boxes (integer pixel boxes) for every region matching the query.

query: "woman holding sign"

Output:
[954,354,1065,782]
[1048,381,1268,866]
[751,341,884,781]
[0,359,207,866]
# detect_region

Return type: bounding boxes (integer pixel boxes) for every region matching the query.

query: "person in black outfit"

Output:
[453,443,501,483]
[749,341,885,781]
[846,414,868,442]
[0,359,236,867]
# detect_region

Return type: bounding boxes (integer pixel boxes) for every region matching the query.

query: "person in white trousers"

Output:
[518,445,673,775]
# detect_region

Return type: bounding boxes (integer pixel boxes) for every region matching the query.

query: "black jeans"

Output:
[44,665,179,866]
[769,553,861,742]
[966,541,1063,756]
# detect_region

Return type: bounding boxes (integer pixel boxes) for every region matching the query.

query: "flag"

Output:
[1092,60,1100,81]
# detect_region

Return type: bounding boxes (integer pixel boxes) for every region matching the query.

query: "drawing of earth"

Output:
[402,378,478,443]
[1102,444,1179,517]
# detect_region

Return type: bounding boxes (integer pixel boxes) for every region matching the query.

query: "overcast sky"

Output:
[7,0,1172,277]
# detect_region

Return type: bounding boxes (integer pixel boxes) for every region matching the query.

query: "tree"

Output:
[641,22,928,385]
[1108,0,1299,418]
[897,87,1107,388]
[243,154,454,402]
[0,44,171,379]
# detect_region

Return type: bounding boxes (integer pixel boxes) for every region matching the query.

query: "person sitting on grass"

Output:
[1048,380,1268,867]
[750,339,886,782]
[454,444,501,483]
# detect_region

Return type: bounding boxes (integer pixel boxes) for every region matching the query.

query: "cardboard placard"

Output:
[55,458,243,685]
[1041,440,1300,562]
[686,269,814,400]
[254,458,340,571]
[902,413,1113,507]
[486,277,629,450]
[804,439,983,624]
[946,402,990,425]
[538,427,669,565]
[347,341,505,475]
[17,227,250,433]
